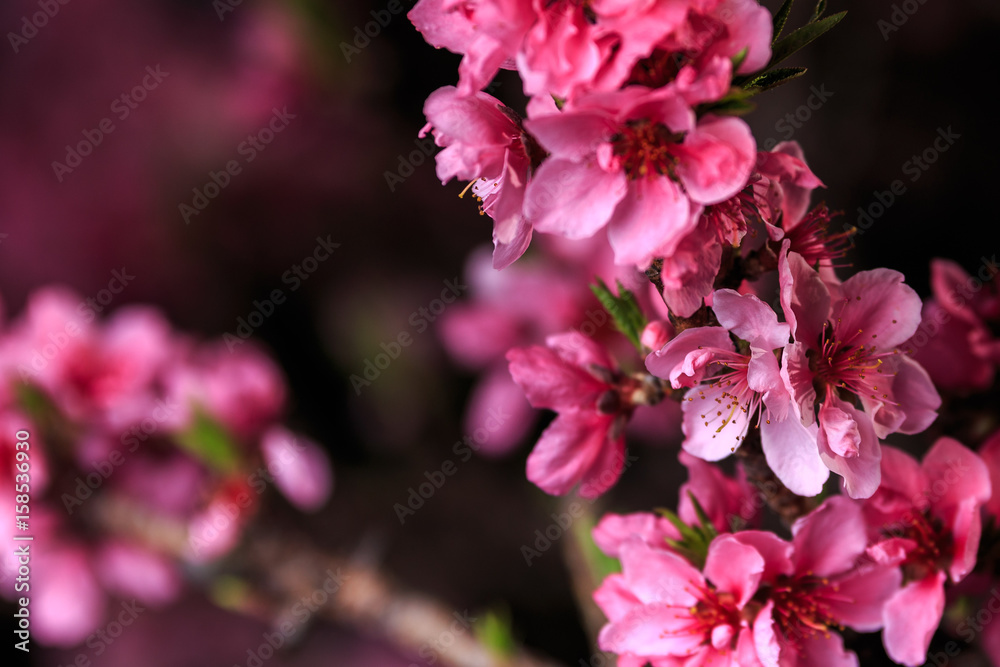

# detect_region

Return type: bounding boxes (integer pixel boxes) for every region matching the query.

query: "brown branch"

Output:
[91,495,564,667]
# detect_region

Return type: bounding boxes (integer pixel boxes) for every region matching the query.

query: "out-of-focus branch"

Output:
[92,496,565,667]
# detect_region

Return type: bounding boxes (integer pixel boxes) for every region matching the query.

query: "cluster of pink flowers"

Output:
[0,288,331,646]
[411,2,1000,664]
[412,0,772,275]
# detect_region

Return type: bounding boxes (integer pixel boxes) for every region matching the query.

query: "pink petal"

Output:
[33,547,105,646]
[261,427,333,512]
[681,382,751,461]
[524,158,627,239]
[645,326,734,389]
[791,496,868,577]
[704,534,765,608]
[462,366,536,457]
[525,412,615,496]
[826,562,902,632]
[593,573,641,623]
[779,243,831,345]
[523,109,617,161]
[712,289,790,351]
[760,416,827,497]
[882,571,947,667]
[593,512,680,558]
[817,399,882,499]
[675,116,756,205]
[96,541,182,607]
[506,345,607,411]
[833,268,923,349]
[607,176,695,267]
[620,539,704,607]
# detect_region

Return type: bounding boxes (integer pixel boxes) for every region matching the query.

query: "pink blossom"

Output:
[907,258,1000,392]
[779,246,940,498]
[1,288,176,431]
[593,512,681,558]
[595,534,765,666]
[261,427,333,512]
[163,343,286,441]
[646,289,828,496]
[523,82,755,268]
[860,438,991,666]
[408,0,533,96]
[507,332,649,497]
[979,428,1000,521]
[678,451,758,531]
[749,496,902,667]
[421,86,535,269]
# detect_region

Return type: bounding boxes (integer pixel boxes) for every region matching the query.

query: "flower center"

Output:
[781,204,853,268]
[663,584,742,648]
[885,510,948,578]
[611,120,684,181]
[812,321,897,404]
[770,573,844,646]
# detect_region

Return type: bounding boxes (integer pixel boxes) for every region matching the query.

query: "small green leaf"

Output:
[730,47,749,73]
[174,409,241,473]
[475,608,516,658]
[772,0,795,43]
[590,278,647,351]
[744,67,808,95]
[686,492,718,540]
[574,512,622,581]
[810,0,828,23]
[768,11,847,69]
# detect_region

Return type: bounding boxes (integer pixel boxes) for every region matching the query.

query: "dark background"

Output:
[1,0,998,665]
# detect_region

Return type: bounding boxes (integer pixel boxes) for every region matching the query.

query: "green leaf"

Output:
[772,0,794,43]
[590,278,647,351]
[743,67,808,95]
[686,492,718,540]
[811,0,828,22]
[730,47,749,73]
[574,513,622,581]
[475,608,516,658]
[174,409,241,473]
[768,11,847,69]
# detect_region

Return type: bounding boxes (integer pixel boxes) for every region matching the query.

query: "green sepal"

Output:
[590,278,647,351]
[174,408,241,473]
